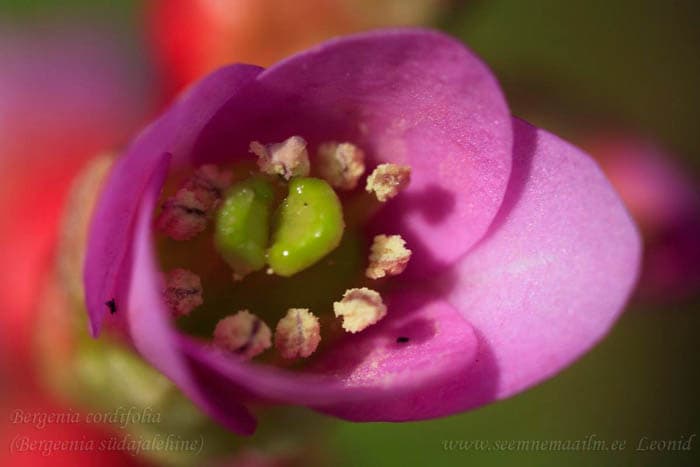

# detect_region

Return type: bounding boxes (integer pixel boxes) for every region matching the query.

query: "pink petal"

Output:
[178,292,479,412]
[190,28,513,276]
[84,64,263,336]
[434,118,641,415]
[127,154,256,435]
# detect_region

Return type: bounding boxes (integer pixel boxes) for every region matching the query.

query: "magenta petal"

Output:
[317,120,640,421]
[437,119,641,413]
[177,292,478,417]
[192,29,512,274]
[83,64,262,336]
[127,158,256,435]
[309,291,481,420]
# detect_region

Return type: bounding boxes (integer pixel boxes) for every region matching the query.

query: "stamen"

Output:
[333,287,387,333]
[213,310,272,359]
[366,234,412,279]
[162,268,203,317]
[249,136,310,180]
[156,188,209,240]
[316,142,366,190]
[365,163,411,202]
[156,165,231,240]
[274,308,321,359]
[182,164,233,210]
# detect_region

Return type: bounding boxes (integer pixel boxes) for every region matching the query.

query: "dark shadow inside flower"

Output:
[397,183,458,225]
[367,183,458,279]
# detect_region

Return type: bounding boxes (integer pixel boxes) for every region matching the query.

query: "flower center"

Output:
[154,136,412,364]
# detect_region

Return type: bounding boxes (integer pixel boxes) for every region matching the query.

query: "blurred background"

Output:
[1,0,699,465]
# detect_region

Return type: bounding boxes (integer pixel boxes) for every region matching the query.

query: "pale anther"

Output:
[214,310,272,359]
[250,136,310,180]
[333,287,387,333]
[156,188,209,240]
[274,308,321,359]
[365,163,411,202]
[317,142,365,190]
[162,268,203,317]
[366,234,412,279]
[156,165,231,240]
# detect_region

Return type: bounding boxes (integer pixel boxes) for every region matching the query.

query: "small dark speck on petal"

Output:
[396,336,409,344]
[106,299,116,314]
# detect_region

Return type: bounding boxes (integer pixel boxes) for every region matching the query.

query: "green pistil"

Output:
[159,152,390,362]
[268,177,345,276]
[214,175,346,279]
[214,176,274,278]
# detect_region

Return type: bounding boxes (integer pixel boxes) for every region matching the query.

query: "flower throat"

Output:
[155,136,411,363]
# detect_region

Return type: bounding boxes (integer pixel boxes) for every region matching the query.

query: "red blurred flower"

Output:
[0,22,153,369]
[147,0,450,99]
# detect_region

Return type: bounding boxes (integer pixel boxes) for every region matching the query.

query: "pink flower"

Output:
[147,0,450,99]
[84,29,640,435]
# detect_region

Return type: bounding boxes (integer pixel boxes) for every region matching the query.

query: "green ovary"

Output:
[214,175,346,279]
[268,177,345,276]
[214,176,275,277]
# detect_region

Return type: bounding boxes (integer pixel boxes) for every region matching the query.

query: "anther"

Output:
[249,136,310,180]
[182,164,233,210]
[366,234,412,279]
[156,189,209,240]
[365,163,411,202]
[274,308,321,359]
[162,268,203,317]
[214,310,272,359]
[156,165,231,240]
[317,142,365,190]
[333,287,387,333]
